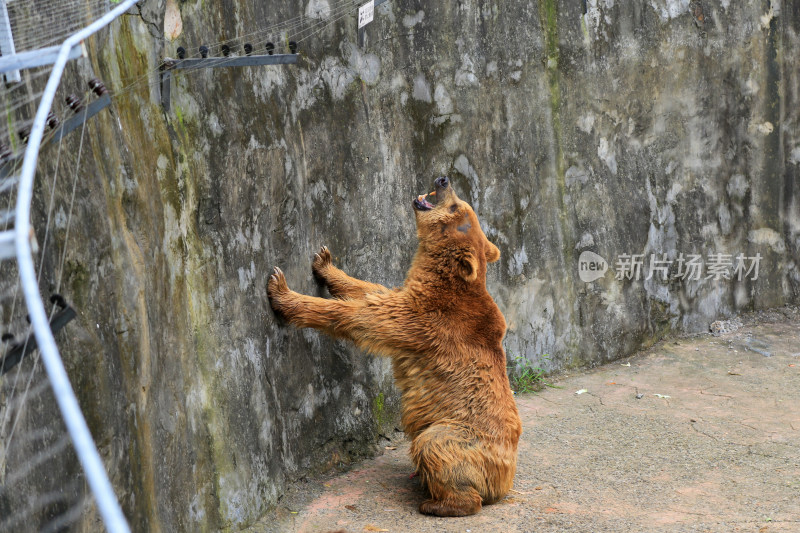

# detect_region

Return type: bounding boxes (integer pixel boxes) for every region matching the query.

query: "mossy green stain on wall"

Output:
[540,0,560,64]
[372,386,401,436]
[372,392,387,429]
[64,259,89,310]
[537,0,574,273]
[5,102,16,151]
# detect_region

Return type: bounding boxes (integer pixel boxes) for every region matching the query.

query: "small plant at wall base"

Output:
[508,355,555,394]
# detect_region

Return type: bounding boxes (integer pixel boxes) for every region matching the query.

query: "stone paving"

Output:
[253,307,800,533]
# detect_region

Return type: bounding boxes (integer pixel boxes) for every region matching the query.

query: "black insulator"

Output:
[18,126,31,144]
[1,333,13,343]
[221,44,231,57]
[265,42,275,55]
[88,78,108,97]
[50,294,67,309]
[47,111,59,129]
[199,45,209,58]
[177,46,186,59]
[66,94,84,113]
[288,41,297,54]
[244,43,253,55]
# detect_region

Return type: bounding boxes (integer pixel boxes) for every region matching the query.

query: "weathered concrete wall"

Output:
[8,0,798,530]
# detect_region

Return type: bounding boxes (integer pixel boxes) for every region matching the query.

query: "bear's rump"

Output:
[410,421,517,504]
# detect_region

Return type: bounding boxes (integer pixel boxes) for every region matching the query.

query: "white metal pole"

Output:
[14,1,139,531]
[0,0,21,83]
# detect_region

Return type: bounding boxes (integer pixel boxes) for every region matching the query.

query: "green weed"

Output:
[507,354,556,394]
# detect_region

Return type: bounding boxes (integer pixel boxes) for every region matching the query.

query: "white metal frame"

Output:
[0,0,21,83]
[13,1,139,531]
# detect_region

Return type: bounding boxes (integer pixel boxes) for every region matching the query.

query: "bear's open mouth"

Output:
[413,190,437,211]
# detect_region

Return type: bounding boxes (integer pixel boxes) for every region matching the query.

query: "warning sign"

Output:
[358,1,374,28]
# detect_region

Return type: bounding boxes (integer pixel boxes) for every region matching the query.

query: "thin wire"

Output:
[1,487,83,533]
[0,427,71,493]
[0,145,59,433]
[0,89,96,181]
[1,86,103,395]
[54,105,88,295]
[0,69,71,163]
[13,3,139,532]
[0,349,28,435]
[7,1,108,28]
[0,379,50,415]
[0,0,366,382]
[1,108,74,457]
[2,347,43,464]
[296,2,360,42]
[0,0,368,526]
[0,265,21,381]
[111,0,360,101]
[36,119,67,282]
[1,187,14,231]
[7,1,111,51]
[1,0,364,150]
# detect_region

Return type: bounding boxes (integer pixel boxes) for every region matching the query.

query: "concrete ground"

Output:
[252,307,800,533]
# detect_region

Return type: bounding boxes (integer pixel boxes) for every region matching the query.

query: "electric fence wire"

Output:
[0,86,97,175]
[2,0,372,214]
[112,0,364,102]
[3,0,140,530]
[2,112,72,450]
[0,102,95,533]
[1,0,371,391]
[3,0,371,387]
[0,76,72,388]
[1,1,379,531]
[4,0,363,170]
[3,0,115,52]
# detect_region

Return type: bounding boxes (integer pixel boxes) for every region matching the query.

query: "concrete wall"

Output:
[3,0,797,530]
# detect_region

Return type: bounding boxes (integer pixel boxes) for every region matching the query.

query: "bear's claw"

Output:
[312,245,333,281]
[267,266,289,300]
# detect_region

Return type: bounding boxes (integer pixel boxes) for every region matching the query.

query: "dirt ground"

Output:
[251,307,800,533]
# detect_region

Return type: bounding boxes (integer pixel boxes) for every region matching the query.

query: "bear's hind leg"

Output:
[418,483,482,517]
[411,423,488,517]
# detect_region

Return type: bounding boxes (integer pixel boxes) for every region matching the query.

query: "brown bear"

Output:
[267,176,522,517]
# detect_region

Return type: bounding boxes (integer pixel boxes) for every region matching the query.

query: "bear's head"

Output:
[412,176,500,284]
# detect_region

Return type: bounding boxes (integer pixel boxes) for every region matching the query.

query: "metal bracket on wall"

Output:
[159,53,299,111]
[0,92,112,181]
[0,294,77,376]
[51,92,112,142]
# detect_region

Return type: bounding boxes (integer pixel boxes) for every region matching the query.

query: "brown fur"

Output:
[267,179,522,517]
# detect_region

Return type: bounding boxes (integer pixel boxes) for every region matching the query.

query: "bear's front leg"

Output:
[268,266,368,338]
[312,246,389,299]
[268,267,426,354]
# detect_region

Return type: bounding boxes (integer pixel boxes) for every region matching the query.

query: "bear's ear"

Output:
[458,252,479,283]
[485,240,500,263]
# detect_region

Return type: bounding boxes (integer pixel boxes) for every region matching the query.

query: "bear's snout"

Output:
[435,176,450,190]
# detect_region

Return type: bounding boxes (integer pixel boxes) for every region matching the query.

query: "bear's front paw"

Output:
[312,246,333,281]
[267,267,291,313]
